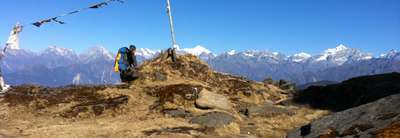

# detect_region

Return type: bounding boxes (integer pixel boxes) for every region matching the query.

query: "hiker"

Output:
[114,45,139,82]
[128,45,138,68]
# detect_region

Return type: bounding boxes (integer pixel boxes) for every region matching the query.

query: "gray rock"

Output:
[287,94,400,138]
[190,111,234,128]
[243,90,252,96]
[163,108,192,118]
[195,89,233,111]
[154,72,167,81]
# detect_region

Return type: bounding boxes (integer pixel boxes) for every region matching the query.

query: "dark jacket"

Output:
[127,53,137,68]
[120,52,139,82]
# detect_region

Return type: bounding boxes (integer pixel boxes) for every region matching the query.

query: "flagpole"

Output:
[166,0,178,50]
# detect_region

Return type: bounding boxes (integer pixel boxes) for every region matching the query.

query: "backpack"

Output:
[114,47,130,72]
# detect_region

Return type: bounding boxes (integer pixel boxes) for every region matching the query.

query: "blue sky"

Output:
[1,0,399,55]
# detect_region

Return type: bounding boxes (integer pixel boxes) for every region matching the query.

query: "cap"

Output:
[129,45,136,50]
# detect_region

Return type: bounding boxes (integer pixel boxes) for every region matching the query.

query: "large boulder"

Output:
[195,89,233,111]
[287,94,400,138]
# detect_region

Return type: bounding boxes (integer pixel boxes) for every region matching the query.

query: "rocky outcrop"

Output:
[190,112,235,128]
[293,72,400,111]
[287,94,400,138]
[195,89,233,111]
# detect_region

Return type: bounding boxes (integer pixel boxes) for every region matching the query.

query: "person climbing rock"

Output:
[114,45,139,82]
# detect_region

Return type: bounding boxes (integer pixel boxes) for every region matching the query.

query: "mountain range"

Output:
[1,44,399,86]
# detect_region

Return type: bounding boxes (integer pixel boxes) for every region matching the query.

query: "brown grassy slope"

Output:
[0,54,327,138]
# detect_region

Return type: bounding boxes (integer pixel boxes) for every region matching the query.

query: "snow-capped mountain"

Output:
[180,45,212,56]
[136,48,159,59]
[208,44,399,84]
[42,46,76,57]
[311,44,373,66]
[289,52,311,63]
[2,45,118,86]
[382,50,400,61]
[2,49,38,73]
[39,46,79,68]
[217,50,286,64]
[227,50,236,55]
[80,46,114,63]
[1,44,399,86]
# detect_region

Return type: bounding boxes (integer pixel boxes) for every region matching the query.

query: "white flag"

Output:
[5,23,23,51]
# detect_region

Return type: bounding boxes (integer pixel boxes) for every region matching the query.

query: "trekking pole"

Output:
[166,0,177,62]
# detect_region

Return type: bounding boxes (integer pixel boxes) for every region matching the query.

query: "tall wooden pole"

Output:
[166,0,178,49]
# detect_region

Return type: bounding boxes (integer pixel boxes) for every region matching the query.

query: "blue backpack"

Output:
[114,47,130,72]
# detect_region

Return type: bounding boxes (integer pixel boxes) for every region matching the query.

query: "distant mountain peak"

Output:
[91,46,113,56]
[43,45,75,56]
[88,46,109,52]
[136,48,158,59]
[389,49,398,53]
[290,52,311,62]
[386,49,398,56]
[324,44,349,54]
[336,44,348,49]
[293,52,311,57]
[80,46,114,62]
[181,45,211,56]
[242,50,256,57]
[314,44,371,64]
[382,49,400,60]
[227,50,236,55]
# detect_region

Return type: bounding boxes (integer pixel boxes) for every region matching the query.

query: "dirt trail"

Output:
[0,54,327,138]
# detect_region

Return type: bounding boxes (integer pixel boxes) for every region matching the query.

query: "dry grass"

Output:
[376,121,400,138]
[0,54,327,138]
[249,107,329,138]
